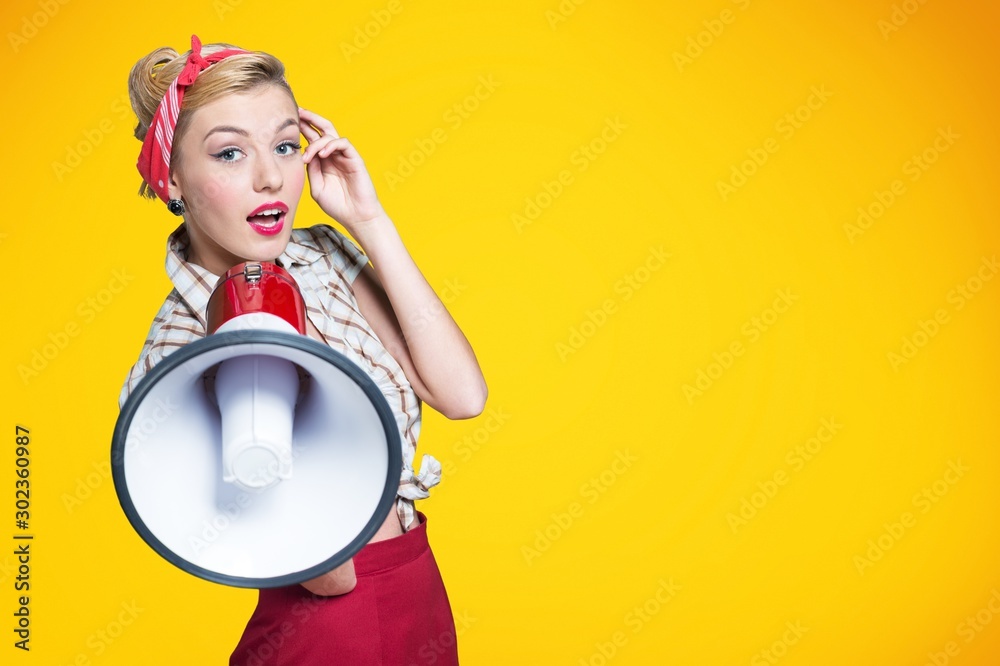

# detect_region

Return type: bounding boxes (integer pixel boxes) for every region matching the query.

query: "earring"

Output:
[167,199,186,216]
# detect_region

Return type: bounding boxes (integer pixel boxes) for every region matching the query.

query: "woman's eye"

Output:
[212,147,244,163]
[276,141,302,156]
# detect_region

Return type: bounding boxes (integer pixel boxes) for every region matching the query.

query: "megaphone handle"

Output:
[215,355,299,490]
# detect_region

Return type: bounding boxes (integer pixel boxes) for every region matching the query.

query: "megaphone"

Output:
[111,261,401,588]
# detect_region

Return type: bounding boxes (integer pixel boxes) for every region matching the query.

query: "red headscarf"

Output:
[136,35,250,203]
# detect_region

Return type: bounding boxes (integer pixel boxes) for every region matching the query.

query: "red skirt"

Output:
[229,513,458,665]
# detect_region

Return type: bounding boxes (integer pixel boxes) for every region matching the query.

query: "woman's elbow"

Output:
[465,383,490,419]
[440,381,488,420]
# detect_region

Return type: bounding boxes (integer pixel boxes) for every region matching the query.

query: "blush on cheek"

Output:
[184,168,247,213]
[284,169,307,221]
[215,173,251,209]
[289,166,306,193]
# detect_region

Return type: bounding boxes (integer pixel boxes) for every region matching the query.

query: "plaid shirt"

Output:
[119,222,440,531]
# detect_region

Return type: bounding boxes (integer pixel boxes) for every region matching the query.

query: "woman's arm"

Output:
[298,107,487,419]
[350,217,487,420]
[298,507,408,595]
[300,559,356,596]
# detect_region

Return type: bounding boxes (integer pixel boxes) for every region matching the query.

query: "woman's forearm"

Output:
[350,213,487,417]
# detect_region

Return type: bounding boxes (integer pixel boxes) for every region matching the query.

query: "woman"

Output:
[121,35,487,664]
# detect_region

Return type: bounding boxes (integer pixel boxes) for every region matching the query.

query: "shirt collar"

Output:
[164,224,218,331]
[164,224,326,328]
[276,228,325,267]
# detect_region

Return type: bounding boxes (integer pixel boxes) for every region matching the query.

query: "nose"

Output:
[253,152,283,192]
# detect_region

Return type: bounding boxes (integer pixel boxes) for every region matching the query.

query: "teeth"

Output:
[254,208,282,217]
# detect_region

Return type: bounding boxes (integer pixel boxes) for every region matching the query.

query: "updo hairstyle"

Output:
[128,42,295,199]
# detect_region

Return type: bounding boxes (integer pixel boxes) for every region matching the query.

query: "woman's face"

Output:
[168,85,305,275]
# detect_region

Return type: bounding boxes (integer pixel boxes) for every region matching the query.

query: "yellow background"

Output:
[2,0,999,664]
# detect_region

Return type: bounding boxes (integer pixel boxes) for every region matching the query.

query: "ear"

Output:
[167,171,183,202]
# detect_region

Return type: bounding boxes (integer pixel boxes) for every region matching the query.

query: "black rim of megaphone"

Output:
[110,330,403,589]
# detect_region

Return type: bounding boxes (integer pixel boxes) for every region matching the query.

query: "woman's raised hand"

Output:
[299,107,387,233]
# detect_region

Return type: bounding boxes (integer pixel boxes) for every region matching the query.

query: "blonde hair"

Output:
[128,41,296,199]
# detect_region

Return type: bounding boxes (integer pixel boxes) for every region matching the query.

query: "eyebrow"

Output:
[203,118,298,141]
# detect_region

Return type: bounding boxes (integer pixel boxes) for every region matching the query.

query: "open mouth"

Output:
[246,203,288,236]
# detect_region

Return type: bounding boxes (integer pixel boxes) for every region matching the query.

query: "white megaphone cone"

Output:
[111,261,401,588]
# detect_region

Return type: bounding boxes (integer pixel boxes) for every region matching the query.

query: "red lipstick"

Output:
[246,201,288,236]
